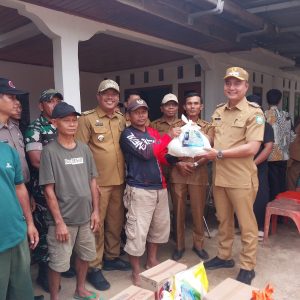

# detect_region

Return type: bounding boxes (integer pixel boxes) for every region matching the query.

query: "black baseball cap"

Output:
[0,78,27,95]
[127,98,149,112]
[51,102,81,118]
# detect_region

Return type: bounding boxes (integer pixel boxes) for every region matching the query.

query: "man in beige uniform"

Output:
[170,92,213,261]
[76,79,130,291]
[150,93,182,135]
[200,67,264,285]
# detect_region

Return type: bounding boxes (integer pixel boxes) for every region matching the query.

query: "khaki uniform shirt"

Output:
[289,124,300,161]
[150,117,182,136]
[0,119,30,183]
[211,97,265,189]
[170,119,213,185]
[75,106,126,186]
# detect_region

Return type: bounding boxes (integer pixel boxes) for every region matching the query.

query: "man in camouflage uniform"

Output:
[24,89,63,292]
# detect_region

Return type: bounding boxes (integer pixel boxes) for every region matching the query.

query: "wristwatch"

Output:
[217,150,224,159]
[193,162,199,168]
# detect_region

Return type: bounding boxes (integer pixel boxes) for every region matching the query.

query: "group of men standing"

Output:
[1,65,268,299]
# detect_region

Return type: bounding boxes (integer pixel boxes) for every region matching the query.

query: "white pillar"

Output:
[52,36,81,111]
[2,1,102,112]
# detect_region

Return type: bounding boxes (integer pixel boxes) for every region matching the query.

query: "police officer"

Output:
[200,67,264,285]
[76,79,130,291]
[169,92,212,261]
[0,78,30,183]
[24,89,65,292]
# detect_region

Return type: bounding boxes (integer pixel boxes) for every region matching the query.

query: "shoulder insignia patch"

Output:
[248,101,260,108]
[116,111,124,116]
[255,115,265,125]
[216,102,225,108]
[81,109,95,116]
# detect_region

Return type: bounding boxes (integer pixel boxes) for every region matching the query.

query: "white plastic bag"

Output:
[168,115,211,158]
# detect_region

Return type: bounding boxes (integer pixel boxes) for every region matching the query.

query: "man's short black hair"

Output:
[246,94,261,105]
[183,92,201,104]
[125,90,141,102]
[266,89,282,105]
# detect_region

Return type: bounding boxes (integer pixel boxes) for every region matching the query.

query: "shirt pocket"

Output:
[231,119,246,140]
[92,126,108,144]
[18,137,25,148]
[212,118,222,134]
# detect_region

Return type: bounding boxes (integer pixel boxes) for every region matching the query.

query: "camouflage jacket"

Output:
[24,114,56,199]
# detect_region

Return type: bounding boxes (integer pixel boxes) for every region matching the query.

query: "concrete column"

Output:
[52,36,81,111]
[2,0,102,111]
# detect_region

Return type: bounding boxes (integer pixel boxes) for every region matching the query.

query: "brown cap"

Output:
[224,67,249,81]
[127,98,148,112]
[98,79,120,93]
[161,93,178,105]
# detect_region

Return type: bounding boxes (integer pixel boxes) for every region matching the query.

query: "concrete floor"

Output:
[32,217,300,300]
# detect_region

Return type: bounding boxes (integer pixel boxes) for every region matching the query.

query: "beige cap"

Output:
[98,79,120,93]
[224,67,249,81]
[161,93,178,105]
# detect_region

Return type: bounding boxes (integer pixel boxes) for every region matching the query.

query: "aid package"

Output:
[168,115,211,157]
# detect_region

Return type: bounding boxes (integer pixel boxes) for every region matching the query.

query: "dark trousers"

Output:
[253,165,269,230]
[268,160,287,201]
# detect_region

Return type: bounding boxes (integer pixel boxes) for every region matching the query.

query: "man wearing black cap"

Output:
[24,89,75,291]
[120,98,181,285]
[0,77,40,299]
[39,102,100,300]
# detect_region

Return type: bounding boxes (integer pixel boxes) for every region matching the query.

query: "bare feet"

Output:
[145,259,159,269]
[74,288,96,299]
[131,272,141,286]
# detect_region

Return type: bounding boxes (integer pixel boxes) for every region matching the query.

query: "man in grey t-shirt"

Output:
[39,102,100,300]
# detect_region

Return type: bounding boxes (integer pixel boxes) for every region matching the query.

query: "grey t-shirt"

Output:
[39,140,98,225]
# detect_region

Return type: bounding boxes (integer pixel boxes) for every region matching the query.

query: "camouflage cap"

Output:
[224,67,249,81]
[161,93,178,105]
[40,89,63,102]
[98,79,120,93]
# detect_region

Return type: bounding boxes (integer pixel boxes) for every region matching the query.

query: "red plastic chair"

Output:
[275,191,300,204]
[263,199,300,244]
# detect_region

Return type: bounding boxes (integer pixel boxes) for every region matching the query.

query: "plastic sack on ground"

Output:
[168,115,211,157]
[172,262,209,300]
[251,284,274,300]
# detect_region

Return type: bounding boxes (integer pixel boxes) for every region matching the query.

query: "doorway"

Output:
[125,85,172,121]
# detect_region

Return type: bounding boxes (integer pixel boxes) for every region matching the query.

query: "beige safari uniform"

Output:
[211,97,264,270]
[75,106,126,268]
[150,116,182,181]
[169,119,213,251]
[287,123,300,190]
[0,119,30,183]
[150,117,182,136]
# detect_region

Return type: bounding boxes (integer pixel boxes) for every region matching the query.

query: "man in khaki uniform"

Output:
[200,67,264,285]
[150,93,182,183]
[170,92,212,261]
[76,79,130,291]
[150,93,182,135]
